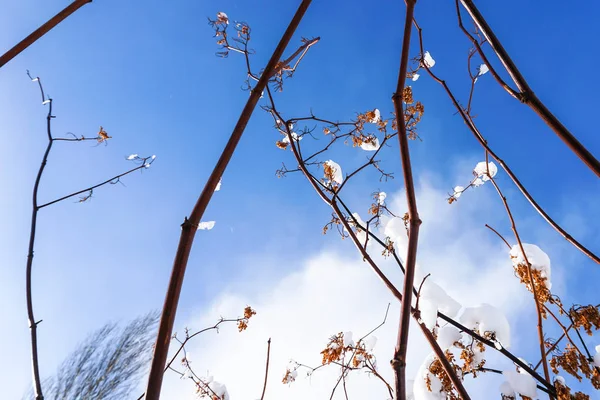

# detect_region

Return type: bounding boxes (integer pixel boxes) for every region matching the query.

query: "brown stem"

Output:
[484,224,511,249]
[534,331,567,371]
[391,2,423,399]
[457,0,600,177]
[412,19,599,265]
[260,339,271,400]
[486,165,553,397]
[0,0,92,69]
[143,2,312,398]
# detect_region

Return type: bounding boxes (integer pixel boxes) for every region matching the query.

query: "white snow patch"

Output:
[509,244,552,290]
[503,369,537,399]
[413,353,446,399]
[360,136,380,151]
[423,52,436,68]
[324,160,344,185]
[418,279,461,330]
[198,221,216,230]
[459,303,511,349]
[436,326,461,350]
[473,161,498,181]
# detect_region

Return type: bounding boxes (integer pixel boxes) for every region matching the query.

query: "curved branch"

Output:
[456,0,600,177]
[412,18,599,265]
[26,73,53,400]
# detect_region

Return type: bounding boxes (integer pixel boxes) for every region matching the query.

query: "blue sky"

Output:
[1,0,599,398]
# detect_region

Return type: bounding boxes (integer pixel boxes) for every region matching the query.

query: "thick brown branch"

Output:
[0,0,92,69]
[143,2,313,398]
[391,2,426,399]
[412,19,599,265]
[457,0,600,177]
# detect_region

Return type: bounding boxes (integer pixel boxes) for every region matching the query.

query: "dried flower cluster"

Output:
[426,352,462,400]
[514,264,552,314]
[554,378,590,400]
[237,306,256,332]
[569,305,600,336]
[550,345,600,389]
[397,86,424,140]
[97,126,111,144]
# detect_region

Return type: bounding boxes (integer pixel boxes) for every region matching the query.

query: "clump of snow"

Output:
[509,244,552,289]
[127,154,138,160]
[478,64,489,76]
[350,213,366,229]
[378,192,387,205]
[472,177,484,187]
[473,161,498,181]
[282,131,302,144]
[365,335,377,351]
[503,369,537,399]
[282,368,297,384]
[594,344,600,367]
[347,212,368,246]
[459,303,511,349]
[413,353,447,399]
[197,221,216,230]
[423,52,436,68]
[208,380,230,400]
[216,12,229,24]
[474,64,490,83]
[360,136,380,151]
[499,381,515,398]
[479,64,489,75]
[555,376,566,385]
[215,178,222,192]
[452,186,464,199]
[436,326,462,350]
[417,279,461,330]
[343,331,354,347]
[324,160,344,185]
[370,109,381,123]
[412,73,420,81]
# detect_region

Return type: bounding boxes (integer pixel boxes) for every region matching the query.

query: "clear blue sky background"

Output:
[1,0,599,398]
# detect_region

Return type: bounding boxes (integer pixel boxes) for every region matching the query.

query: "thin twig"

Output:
[484,224,511,249]
[486,159,553,396]
[38,160,154,209]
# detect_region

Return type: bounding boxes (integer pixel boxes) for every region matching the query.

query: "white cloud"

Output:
[161,179,537,399]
